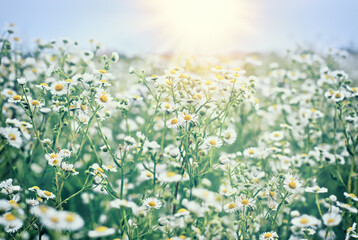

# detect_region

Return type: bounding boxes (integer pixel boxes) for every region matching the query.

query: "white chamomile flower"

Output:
[337,202,358,213]
[167,117,183,129]
[224,201,239,213]
[259,231,278,240]
[291,214,320,228]
[45,152,62,166]
[270,131,284,141]
[243,147,259,158]
[102,165,117,172]
[95,90,113,107]
[37,190,56,200]
[284,174,302,193]
[331,91,344,102]
[237,195,256,209]
[305,186,328,193]
[0,127,22,148]
[50,81,68,96]
[223,128,237,144]
[204,136,223,148]
[179,112,198,123]
[158,171,182,183]
[88,226,116,238]
[322,212,342,227]
[0,212,23,233]
[17,77,27,85]
[143,197,162,209]
[344,192,358,201]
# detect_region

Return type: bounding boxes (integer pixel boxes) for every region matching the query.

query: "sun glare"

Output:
[140,0,255,55]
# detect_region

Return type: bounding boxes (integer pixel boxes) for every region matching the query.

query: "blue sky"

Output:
[1,0,357,55]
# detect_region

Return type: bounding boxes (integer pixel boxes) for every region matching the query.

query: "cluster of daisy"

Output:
[0,23,357,239]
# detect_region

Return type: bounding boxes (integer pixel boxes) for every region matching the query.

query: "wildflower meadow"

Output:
[0,18,357,240]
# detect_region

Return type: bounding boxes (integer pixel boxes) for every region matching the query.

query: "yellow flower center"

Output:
[249,149,255,155]
[100,95,108,103]
[32,100,40,106]
[274,133,279,137]
[40,83,48,86]
[97,167,104,173]
[177,208,187,213]
[241,199,249,205]
[288,181,297,189]
[51,217,58,223]
[146,172,153,178]
[99,69,107,74]
[50,153,58,159]
[13,95,21,100]
[40,206,48,213]
[228,203,236,209]
[209,140,217,146]
[5,213,16,221]
[96,226,108,232]
[300,218,309,224]
[52,159,59,165]
[184,115,192,121]
[148,201,156,207]
[44,191,52,196]
[8,133,16,141]
[179,73,186,78]
[65,213,75,222]
[170,119,178,125]
[169,69,176,74]
[264,233,272,238]
[205,80,213,85]
[215,65,223,70]
[179,235,186,240]
[55,84,63,91]
[328,218,335,224]
[166,171,176,177]
[269,191,275,198]
[349,193,357,198]
[335,93,341,98]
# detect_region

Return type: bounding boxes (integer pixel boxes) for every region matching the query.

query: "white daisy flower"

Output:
[204,136,223,148]
[50,81,68,96]
[95,90,113,107]
[259,231,278,240]
[45,152,62,166]
[337,202,358,213]
[60,211,84,231]
[17,77,27,85]
[284,174,302,193]
[305,186,328,193]
[224,201,239,213]
[223,128,237,144]
[291,214,320,228]
[331,91,344,102]
[102,165,117,172]
[0,127,22,148]
[270,131,284,141]
[243,147,259,158]
[143,197,162,209]
[322,212,342,227]
[167,117,183,129]
[179,112,198,123]
[37,190,56,200]
[158,171,182,183]
[344,192,358,202]
[0,212,23,233]
[237,195,256,209]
